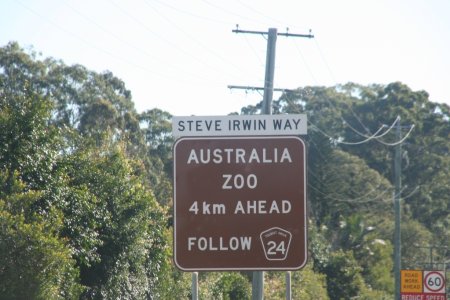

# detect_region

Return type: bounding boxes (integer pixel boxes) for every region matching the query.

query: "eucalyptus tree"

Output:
[0,42,176,299]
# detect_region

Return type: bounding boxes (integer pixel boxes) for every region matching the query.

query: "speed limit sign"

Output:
[424,271,446,293]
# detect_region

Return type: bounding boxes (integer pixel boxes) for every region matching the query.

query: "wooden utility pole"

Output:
[393,118,415,300]
[394,117,402,300]
[232,26,313,300]
[230,26,314,112]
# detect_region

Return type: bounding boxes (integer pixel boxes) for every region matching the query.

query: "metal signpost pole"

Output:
[285,271,292,300]
[191,272,198,300]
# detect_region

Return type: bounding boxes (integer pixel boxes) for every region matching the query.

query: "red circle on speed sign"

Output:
[424,271,445,293]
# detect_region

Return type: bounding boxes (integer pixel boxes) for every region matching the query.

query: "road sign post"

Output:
[173,136,307,271]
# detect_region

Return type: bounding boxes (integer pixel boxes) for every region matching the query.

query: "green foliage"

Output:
[308,222,331,272]
[0,181,83,300]
[362,239,394,294]
[0,67,82,298]
[0,43,172,299]
[311,150,392,228]
[291,264,329,300]
[272,82,449,297]
[139,108,174,206]
[198,272,251,300]
[152,230,192,298]
[400,218,434,269]
[79,98,119,138]
[212,272,251,300]
[333,82,449,240]
[323,250,366,300]
[263,265,329,299]
[61,145,169,299]
[0,85,60,193]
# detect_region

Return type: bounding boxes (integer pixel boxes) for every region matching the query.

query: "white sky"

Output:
[1,0,449,116]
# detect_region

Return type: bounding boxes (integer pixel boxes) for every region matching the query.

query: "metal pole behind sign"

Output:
[252,27,277,300]
[285,271,292,300]
[191,272,198,300]
[252,271,264,300]
[262,28,277,115]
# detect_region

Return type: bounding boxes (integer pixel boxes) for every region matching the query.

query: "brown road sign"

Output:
[173,136,307,271]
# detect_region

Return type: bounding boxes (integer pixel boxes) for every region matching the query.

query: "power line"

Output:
[307,167,393,203]
[243,34,265,68]
[314,39,337,83]
[281,90,391,144]
[235,0,287,27]
[144,0,255,80]
[201,0,272,27]
[312,38,372,132]
[108,0,238,82]
[341,115,400,141]
[16,0,228,88]
[376,125,415,146]
[291,39,318,84]
[308,182,394,204]
[308,119,389,145]
[151,0,230,25]
[15,1,153,73]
